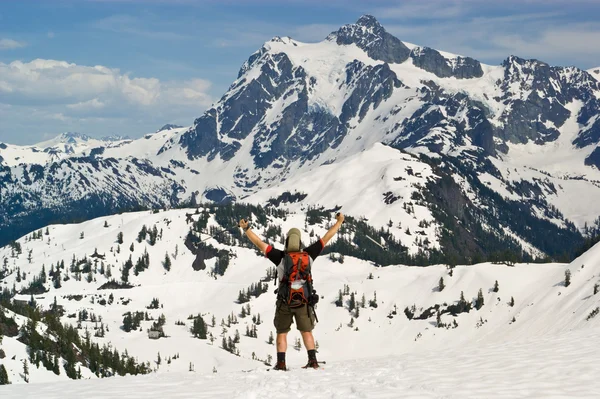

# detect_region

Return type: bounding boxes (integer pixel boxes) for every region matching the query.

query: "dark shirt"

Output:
[265,238,324,265]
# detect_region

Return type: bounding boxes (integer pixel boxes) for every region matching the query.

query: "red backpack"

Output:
[278,251,314,308]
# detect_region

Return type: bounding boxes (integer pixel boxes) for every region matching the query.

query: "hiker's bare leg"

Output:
[300,331,315,350]
[276,333,288,352]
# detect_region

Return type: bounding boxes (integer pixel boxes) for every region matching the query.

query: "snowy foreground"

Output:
[2,209,600,397]
[3,324,600,398]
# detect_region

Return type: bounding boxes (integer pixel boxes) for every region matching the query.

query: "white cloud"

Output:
[0,38,27,50]
[0,58,214,144]
[165,78,213,105]
[0,59,213,108]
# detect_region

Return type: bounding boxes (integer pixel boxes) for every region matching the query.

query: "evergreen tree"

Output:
[54,271,62,289]
[137,225,147,243]
[268,331,274,345]
[369,291,378,308]
[493,280,499,293]
[121,256,133,283]
[564,269,571,287]
[335,290,343,307]
[475,288,484,310]
[23,359,29,383]
[509,296,515,307]
[163,253,171,271]
[53,355,60,375]
[0,364,10,385]
[149,226,159,246]
[454,291,472,313]
[122,313,133,332]
[191,315,207,339]
[348,292,356,311]
[438,277,445,292]
[594,283,599,295]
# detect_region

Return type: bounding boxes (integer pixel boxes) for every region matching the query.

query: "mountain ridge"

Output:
[1,15,600,261]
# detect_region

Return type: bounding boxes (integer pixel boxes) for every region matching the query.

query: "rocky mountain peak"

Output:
[62,132,92,143]
[327,15,410,64]
[355,14,383,30]
[157,124,183,132]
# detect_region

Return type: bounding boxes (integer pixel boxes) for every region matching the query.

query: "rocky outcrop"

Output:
[585,146,600,169]
[327,15,411,64]
[410,47,483,79]
[497,56,599,146]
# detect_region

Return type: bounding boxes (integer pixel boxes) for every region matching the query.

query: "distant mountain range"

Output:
[1,15,600,261]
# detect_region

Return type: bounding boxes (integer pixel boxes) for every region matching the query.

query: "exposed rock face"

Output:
[495,57,600,147]
[410,47,484,79]
[157,124,183,132]
[179,42,406,174]
[327,15,411,64]
[585,147,600,169]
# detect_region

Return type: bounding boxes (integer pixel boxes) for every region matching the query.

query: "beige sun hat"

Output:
[286,228,302,252]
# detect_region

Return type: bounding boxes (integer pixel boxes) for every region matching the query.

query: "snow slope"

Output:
[489,100,600,229]
[3,324,600,398]
[0,133,131,167]
[1,207,600,394]
[246,143,441,253]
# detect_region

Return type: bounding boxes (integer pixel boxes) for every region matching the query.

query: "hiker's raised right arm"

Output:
[239,219,268,253]
[321,213,344,246]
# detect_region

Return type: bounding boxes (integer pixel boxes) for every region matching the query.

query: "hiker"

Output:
[239,212,344,370]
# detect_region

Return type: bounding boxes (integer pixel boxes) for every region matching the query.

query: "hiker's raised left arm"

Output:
[321,213,344,246]
[239,219,268,253]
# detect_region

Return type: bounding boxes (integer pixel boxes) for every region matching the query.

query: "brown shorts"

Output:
[273,300,316,334]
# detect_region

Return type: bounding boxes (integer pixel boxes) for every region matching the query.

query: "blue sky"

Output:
[1,0,599,145]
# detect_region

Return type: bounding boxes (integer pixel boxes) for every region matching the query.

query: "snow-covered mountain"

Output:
[156,124,183,133]
[1,15,600,261]
[1,207,599,395]
[0,132,131,168]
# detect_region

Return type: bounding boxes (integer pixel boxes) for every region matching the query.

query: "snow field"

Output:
[2,209,600,391]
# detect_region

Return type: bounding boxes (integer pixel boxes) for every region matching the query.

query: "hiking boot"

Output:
[303,359,320,369]
[273,361,287,371]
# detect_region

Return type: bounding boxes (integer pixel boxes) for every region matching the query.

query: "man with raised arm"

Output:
[239,212,344,370]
